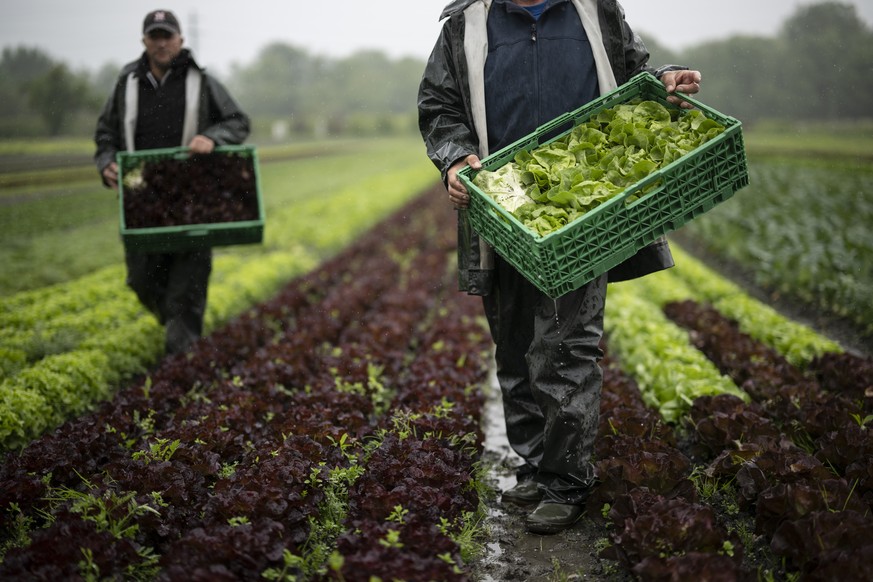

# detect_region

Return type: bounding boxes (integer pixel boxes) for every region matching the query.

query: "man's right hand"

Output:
[102,162,119,190]
[447,154,481,209]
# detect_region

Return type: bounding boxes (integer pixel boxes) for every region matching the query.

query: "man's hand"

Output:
[447,154,481,209]
[102,161,119,190]
[660,70,702,109]
[188,134,216,154]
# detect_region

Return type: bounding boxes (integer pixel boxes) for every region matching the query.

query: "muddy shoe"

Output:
[501,479,543,505]
[524,501,584,534]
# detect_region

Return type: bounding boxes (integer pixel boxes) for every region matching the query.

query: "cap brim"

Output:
[144,23,180,35]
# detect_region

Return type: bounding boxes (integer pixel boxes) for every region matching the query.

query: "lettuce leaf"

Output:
[473,100,726,237]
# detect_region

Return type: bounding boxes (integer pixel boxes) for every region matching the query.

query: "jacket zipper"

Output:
[531,21,540,131]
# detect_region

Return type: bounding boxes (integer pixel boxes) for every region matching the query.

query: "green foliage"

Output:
[26,64,99,135]
[0,46,54,124]
[0,138,437,452]
[604,282,748,422]
[50,486,157,540]
[2,3,872,138]
[131,438,181,464]
[0,137,435,296]
[438,511,486,564]
[681,158,873,340]
[779,2,873,120]
[0,46,102,137]
[668,2,873,124]
[626,245,844,366]
[0,46,54,84]
[226,46,424,140]
[0,503,35,561]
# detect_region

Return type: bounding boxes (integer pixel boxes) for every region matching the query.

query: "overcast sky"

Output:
[2,0,872,76]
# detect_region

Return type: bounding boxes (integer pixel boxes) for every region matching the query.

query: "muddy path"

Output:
[471,372,634,582]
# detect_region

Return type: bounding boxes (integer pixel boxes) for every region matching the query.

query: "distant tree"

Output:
[90,62,122,97]
[226,42,424,138]
[0,46,54,84]
[681,35,785,125]
[0,46,57,120]
[26,64,97,135]
[228,42,322,119]
[780,2,872,120]
[325,50,421,114]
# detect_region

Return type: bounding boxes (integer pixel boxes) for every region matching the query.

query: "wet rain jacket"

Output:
[93,49,249,355]
[418,0,685,295]
[94,49,250,180]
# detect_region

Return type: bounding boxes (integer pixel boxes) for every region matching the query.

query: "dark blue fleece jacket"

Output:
[485,0,598,152]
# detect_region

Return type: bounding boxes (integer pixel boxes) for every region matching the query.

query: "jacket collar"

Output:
[440,0,480,20]
[441,0,570,20]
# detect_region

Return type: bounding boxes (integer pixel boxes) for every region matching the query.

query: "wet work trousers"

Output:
[482,255,607,505]
[125,249,212,355]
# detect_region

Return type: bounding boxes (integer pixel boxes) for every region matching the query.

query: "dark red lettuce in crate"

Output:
[123,152,258,228]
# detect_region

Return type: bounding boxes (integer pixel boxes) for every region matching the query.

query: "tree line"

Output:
[1,1,870,140]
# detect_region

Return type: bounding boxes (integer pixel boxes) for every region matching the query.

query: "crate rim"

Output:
[458,71,744,242]
[117,144,264,250]
[456,70,748,297]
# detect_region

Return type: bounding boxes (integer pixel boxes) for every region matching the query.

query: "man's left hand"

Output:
[660,70,702,109]
[188,135,216,154]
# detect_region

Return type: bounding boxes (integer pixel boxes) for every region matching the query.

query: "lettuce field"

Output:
[0,138,871,581]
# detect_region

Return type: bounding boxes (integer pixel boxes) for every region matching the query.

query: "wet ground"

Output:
[470,372,634,582]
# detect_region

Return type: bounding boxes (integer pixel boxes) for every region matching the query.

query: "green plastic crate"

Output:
[117,145,264,253]
[459,72,748,298]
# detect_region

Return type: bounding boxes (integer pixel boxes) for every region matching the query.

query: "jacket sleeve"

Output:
[417,20,480,182]
[93,80,124,182]
[201,75,251,146]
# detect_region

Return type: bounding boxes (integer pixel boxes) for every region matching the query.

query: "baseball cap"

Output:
[143,10,181,36]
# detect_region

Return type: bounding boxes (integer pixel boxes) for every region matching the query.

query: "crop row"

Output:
[682,159,873,338]
[593,247,872,580]
[603,244,843,424]
[0,187,494,580]
[0,166,431,452]
[2,182,871,579]
[3,173,870,579]
[623,244,844,366]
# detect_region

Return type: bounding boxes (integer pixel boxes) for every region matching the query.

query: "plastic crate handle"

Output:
[672,91,708,112]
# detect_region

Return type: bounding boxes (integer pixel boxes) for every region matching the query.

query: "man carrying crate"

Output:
[418,0,702,534]
[94,9,250,355]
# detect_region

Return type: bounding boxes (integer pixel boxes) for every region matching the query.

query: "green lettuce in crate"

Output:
[473,100,726,236]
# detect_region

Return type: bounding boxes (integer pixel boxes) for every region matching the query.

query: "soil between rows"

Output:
[471,372,634,582]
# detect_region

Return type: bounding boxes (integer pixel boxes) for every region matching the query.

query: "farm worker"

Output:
[418,0,702,534]
[94,9,250,355]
